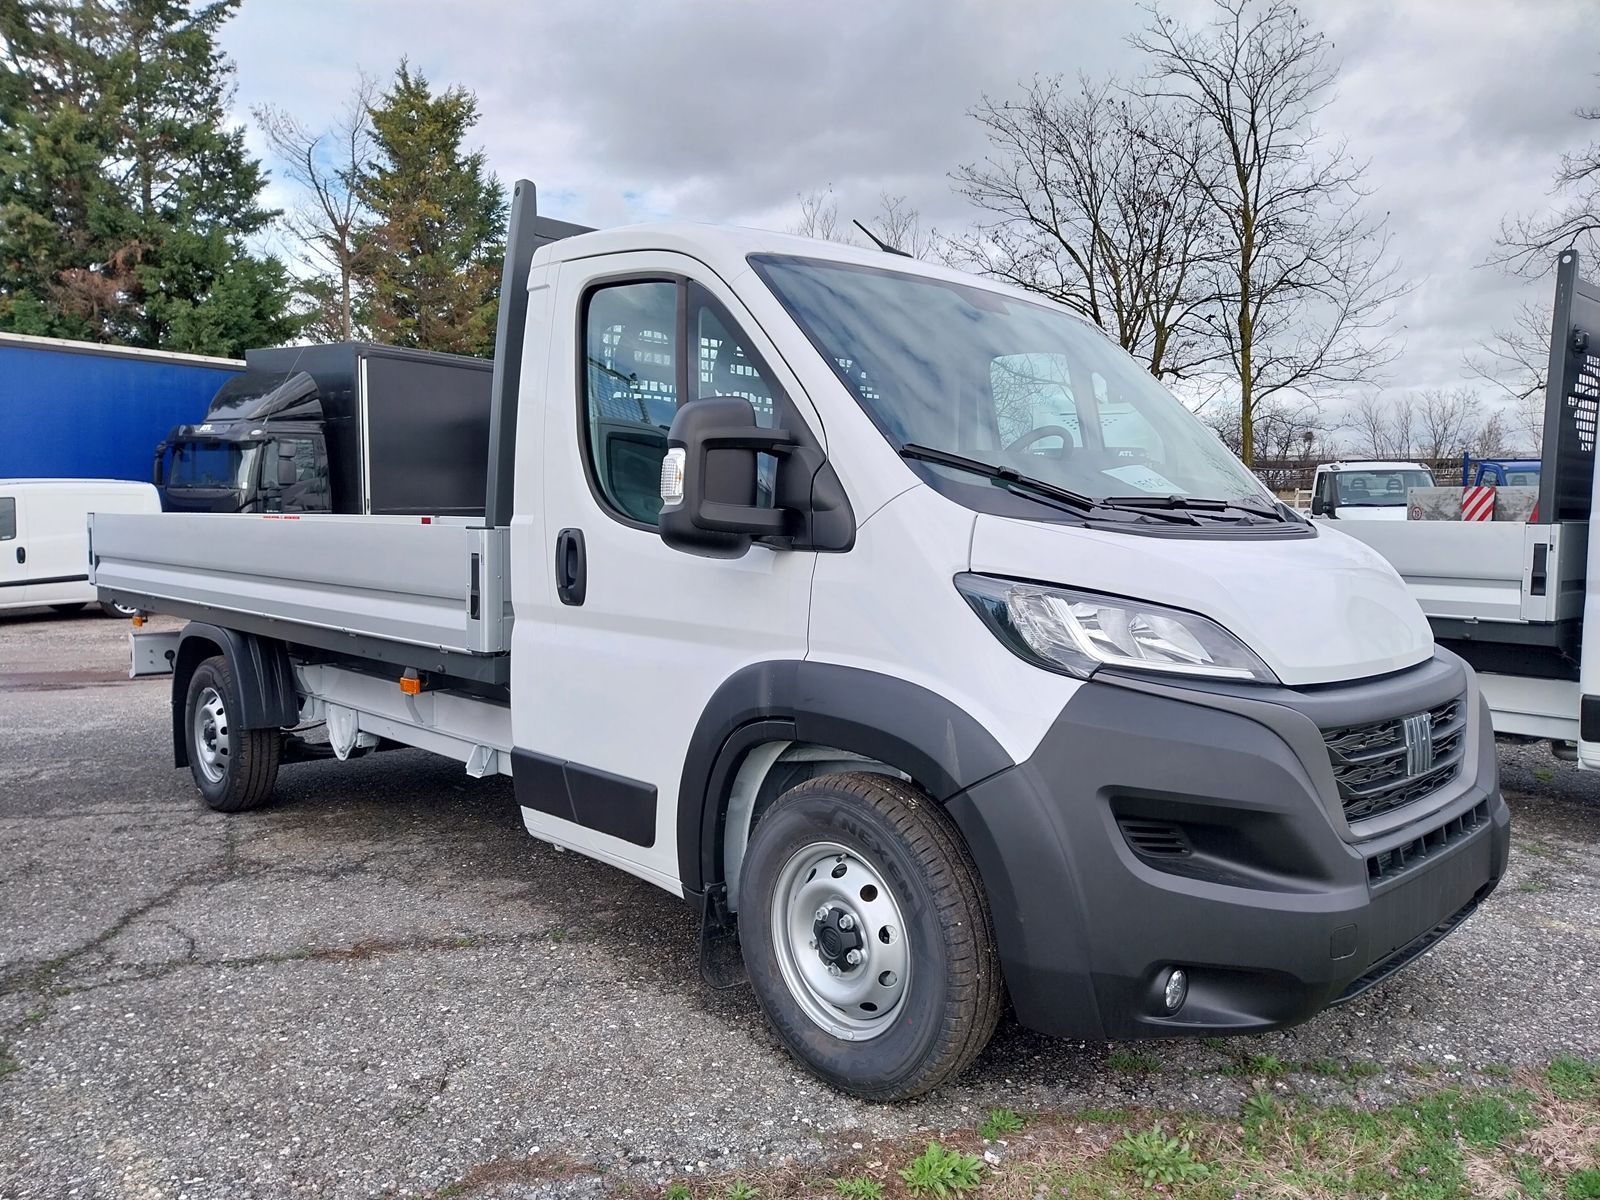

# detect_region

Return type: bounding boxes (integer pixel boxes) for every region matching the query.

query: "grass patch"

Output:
[1105,1047,1161,1074]
[976,1108,1024,1139]
[1549,1055,1600,1102]
[1113,1127,1211,1187]
[726,1181,759,1200]
[664,1066,1600,1200]
[1222,1051,1288,1079]
[0,1053,18,1082]
[831,1179,882,1200]
[898,1143,982,1198]
[1305,1056,1343,1076]
[1347,1058,1384,1078]
[664,1185,692,1200]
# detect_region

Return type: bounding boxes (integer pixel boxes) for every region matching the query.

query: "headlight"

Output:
[955,573,1277,683]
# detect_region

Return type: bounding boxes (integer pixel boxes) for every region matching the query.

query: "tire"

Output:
[49,603,88,615]
[100,599,139,618]
[739,771,1002,1101]
[183,656,281,812]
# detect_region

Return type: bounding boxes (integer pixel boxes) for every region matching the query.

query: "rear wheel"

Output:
[739,771,1002,1101]
[100,599,139,618]
[183,656,281,812]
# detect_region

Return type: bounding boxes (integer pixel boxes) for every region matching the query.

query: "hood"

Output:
[969,515,1434,687]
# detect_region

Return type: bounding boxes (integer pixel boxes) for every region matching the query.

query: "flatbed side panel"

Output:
[1339,520,1530,623]
[91,512,511,655]
[1477,671,1581,742]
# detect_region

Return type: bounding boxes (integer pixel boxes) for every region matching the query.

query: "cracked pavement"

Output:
[1,610,1598,1199]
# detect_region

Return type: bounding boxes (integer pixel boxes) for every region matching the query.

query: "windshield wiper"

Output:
[898,444,1193,523]
[1102,494,1291,523]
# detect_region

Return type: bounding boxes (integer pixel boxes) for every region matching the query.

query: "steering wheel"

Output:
[1005,425,1075,454]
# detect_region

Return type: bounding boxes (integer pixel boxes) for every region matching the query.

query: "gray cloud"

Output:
[223,0,1599,409]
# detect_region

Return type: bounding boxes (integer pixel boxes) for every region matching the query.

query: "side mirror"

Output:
[1311,495,1331,517]
[659,396,794,558]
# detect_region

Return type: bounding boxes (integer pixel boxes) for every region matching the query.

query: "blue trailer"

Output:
[0,332,243,483]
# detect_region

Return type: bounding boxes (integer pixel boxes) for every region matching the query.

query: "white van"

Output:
[0,480,159,616]
[1309,461,1436,521]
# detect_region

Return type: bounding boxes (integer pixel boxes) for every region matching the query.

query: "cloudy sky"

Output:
[221,0,1597,420]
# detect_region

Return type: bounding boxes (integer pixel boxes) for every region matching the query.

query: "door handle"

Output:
[555,528,586,606]
[15,546,23,564]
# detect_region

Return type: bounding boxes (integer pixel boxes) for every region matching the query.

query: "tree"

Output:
[951,75,1223,380]
[253,75,376,341]
[791,188,936,258]
[1464,300,1549,452]
[1133,0,1405,465]
[0,0,297,353]
[1491,75,1600,273]
[1340,387,1506,462]
[356,61,506,356]
[1205,393,1324,490]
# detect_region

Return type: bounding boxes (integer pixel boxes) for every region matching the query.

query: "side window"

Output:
[264,437,330,513]
[584,281,679,525]
[0,497,14,540]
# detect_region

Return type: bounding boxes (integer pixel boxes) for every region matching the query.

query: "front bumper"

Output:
[946,650,1510,1040]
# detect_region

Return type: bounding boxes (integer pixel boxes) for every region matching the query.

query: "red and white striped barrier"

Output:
[1461,485,1496,522]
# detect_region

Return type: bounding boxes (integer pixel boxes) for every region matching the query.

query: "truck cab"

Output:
[1310,461,1436,520]
[1468,458,1541,488]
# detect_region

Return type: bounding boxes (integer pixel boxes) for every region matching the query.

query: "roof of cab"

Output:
[1316,461,1430,472]
[534,220,1062,307]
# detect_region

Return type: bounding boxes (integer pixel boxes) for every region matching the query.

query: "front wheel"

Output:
[183,656,281,812]
[739,771,1002,1101]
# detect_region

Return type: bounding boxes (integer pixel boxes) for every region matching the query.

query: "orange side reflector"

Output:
[399,675,422,695]
[131,615,146,627]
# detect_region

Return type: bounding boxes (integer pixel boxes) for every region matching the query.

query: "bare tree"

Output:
[1491,76,1600,273]
[950,75,1224,381]
[1206,394,1325,489]
[863,193,936,259]
[1343,392,1415,460]
[1133,0,1406,465]
[793,186,850,244]
[1414,387,1484,461]
[1464,299,1549,452]
[253,75,376,340]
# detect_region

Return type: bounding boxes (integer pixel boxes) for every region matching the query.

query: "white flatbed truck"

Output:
[92,182,1509,1100]
[1335,251,1600,760]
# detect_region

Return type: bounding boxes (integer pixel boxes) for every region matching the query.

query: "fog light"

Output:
[1163,968,1188,1012]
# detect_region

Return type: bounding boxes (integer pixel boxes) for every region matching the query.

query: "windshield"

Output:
[751,255,1268,508]
[166,440,258,492]
[1333,470,1433,506]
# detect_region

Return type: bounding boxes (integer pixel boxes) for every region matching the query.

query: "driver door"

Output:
[509,253,824,892]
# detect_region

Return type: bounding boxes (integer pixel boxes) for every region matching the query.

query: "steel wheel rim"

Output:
[770,839,910,1040]
[193,686,229,784]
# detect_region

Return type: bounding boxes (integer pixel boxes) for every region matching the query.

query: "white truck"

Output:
[1309,461,1437,521]
[90,182,1509,1100]
[1335,250,1600,760]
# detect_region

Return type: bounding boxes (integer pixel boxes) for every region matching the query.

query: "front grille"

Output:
[1322,696,1467,823]
[1366,800,1491,885]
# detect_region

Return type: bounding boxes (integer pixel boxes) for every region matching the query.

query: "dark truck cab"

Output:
[154,342,493,516]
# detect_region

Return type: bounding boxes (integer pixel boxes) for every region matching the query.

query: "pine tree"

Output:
[0,0,298,353]
[356,61,506,356]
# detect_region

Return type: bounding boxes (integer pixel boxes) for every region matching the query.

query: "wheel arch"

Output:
[170,623,298,767]
[676,660,1014,900]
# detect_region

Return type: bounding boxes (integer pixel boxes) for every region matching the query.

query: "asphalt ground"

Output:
[1,608,1597,1199]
